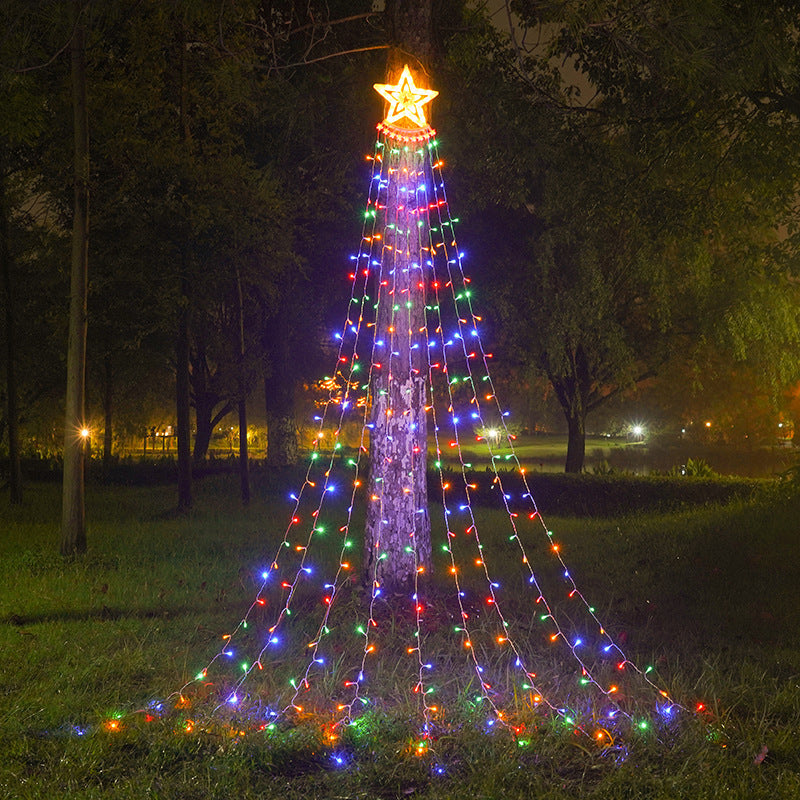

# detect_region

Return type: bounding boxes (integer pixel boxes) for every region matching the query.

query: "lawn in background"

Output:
[432,432,796,477]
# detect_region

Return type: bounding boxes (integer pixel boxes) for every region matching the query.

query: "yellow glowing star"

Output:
[374,65,438,129]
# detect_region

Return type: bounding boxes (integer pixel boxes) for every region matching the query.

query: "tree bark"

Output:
[364,142,431,593]
[189,335,233,463]
[385,0,434,72]
[264,305,298,466]
[236,265,250,504]
[175,19,192,510]
[102,353,113,473]
[176,279,193,508]
[564,405,586,474]
[549,359,589,474]
[192,393,232,463]
[60,0,89,556]
[0,150,22,504]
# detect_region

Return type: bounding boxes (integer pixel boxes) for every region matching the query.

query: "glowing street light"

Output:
[629,423,645,442]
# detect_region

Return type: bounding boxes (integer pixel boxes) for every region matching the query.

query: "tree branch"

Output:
[266,44,389,72]
[0,0,91,73]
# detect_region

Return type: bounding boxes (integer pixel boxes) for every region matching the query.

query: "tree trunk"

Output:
[564,406,586,474]
[0,150,22,504]
[192,390,214,464]
[264,306,298,466]
[193,387,233,463]
[102,353,113,473]
[360,0,436,594]
[175,19,192,510]
[364,140,431,593]
[61,0,89,556]
[266,407,297,465]
[176,271,192,507]
[551,378,588,474]
[237,395,250,500]
[190,338,233,464]
[549,344,591,474]
[385,0,434,71]
[236,266,250,504]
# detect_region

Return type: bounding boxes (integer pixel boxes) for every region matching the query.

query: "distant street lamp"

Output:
[629,423,645,442]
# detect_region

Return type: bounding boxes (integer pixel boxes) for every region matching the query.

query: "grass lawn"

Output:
[430,433,621,472]
[1,475,800,798]
[430,433,796,477]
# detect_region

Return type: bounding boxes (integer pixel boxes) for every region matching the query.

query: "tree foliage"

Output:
[445,0,800,470]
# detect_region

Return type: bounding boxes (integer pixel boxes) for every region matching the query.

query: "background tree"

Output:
[242,3,387,467]
[60,0,90,554]
[446,1,800,471]
[0,4,70,505]
[0,56,47,502]
[83,1,287,502]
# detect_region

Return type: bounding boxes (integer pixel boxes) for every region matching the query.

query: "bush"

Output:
[666,457,717,477]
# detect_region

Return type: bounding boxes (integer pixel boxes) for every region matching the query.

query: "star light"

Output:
[374,65,438,129]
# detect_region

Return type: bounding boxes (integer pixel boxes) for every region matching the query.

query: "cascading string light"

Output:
[426,139,682,724]
[339,142,404,723]
[275,202,395,716]
[337,138,434,726]
[426,162,636,726]
[400,149,437,738]
[422,167,571,733]
[150,66,694,750]
[172,139,387,717]
[426,322,533,732]
[428,227,617,733]
[424,155,614,714]
[358,141,438,739]
[271,144,397,718]
[404,146,438,740]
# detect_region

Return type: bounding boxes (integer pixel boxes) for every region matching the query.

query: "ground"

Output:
[1,476,799,798]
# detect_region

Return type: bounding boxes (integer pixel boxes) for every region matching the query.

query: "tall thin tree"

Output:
[0,152,22,504]
[235,263,250,504]
[60,0,89,555]
[175,16,192,511]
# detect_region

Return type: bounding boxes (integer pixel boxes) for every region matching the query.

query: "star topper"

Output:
[374,65,438,129]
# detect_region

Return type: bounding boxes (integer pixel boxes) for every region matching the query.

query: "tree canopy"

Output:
[2,0,800,512]
[444,0,800,469]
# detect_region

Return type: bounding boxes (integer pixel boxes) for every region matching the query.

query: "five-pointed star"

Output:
[374,65,438,128]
